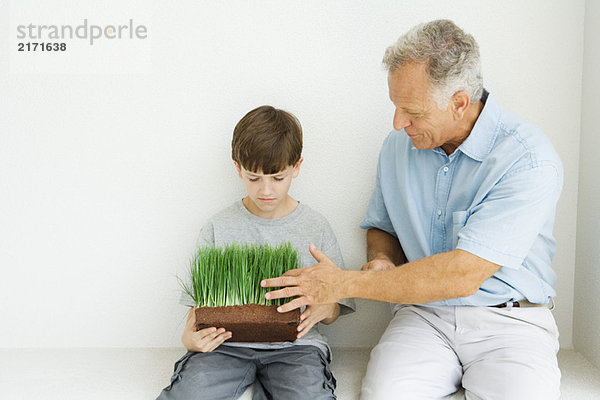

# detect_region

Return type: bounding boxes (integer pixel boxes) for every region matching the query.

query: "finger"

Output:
[265,286,303,301]
[309,243,332,264]
[205,331,232,352]
[261,276,299,288]
[282,268,302,277]
[185,307,196,328]
[196,327,226,344]
[200,330,232,352]
[276,296,310,313]
[297,316,312,332]
[195,326,218,339]
[300,308,311,321]
[297,320,316,338]
[186,306,196,325]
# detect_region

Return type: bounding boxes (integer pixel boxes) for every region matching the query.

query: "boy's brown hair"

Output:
[232,105,303,174]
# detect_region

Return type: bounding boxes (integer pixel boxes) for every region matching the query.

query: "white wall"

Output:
[574,0,600,368]
[0,0,584,349]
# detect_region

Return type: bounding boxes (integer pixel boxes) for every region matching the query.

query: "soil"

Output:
[195,304,300,342]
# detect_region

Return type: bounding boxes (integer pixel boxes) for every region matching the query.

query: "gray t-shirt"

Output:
[181,200,355,357]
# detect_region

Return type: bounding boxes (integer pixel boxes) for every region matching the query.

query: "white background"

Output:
[574,0,600,368]
[0,0,592,352]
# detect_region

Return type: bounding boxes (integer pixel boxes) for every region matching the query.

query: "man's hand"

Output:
[181,307,232,352]
[296,303,340,339]
[361,255,396,271]
[261,244,347,312]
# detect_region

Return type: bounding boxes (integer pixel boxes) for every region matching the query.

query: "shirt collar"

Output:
[456,89,500,162]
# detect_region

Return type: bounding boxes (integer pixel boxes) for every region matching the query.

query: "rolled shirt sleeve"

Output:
[360,143,398,237]
[457,163,562,269]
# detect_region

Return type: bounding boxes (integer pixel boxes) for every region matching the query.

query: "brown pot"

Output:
[195,304,300,342]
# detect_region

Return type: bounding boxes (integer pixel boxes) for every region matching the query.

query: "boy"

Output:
[157,105,355,400]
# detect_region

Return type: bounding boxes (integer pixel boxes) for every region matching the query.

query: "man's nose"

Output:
[393,109,411,131]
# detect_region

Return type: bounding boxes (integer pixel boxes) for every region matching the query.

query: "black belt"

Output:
[492,301,521,308]
[491,300,548,308]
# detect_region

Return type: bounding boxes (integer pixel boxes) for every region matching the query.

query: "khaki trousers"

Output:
[361,305,560,400]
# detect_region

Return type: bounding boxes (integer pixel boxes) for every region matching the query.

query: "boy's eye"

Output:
[273,177,284,182]
[249,178,259,182]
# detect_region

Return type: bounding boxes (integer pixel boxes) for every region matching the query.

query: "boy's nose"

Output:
[259,181,273,194]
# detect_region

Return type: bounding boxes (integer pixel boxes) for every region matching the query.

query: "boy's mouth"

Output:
[259,198,276,204]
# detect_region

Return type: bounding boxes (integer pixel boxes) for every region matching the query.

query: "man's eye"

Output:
[249,178,259,182]
[404,109,424,119]
[273,177,285,182]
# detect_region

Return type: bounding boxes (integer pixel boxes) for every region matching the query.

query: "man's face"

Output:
[387,62,455,150]
[235,160,302,219]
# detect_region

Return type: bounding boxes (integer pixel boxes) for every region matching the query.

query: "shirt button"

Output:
[443,166,449,172]
[437,210,442,216]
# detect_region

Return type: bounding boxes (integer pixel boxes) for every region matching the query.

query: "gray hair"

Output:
[383,19,483,109]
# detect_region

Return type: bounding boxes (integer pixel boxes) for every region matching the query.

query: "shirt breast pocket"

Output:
[452,210,468,249]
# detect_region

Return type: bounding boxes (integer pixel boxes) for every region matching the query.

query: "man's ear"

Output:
[292,157,304,178]
[450,91,471,120]
[234,161,243,178]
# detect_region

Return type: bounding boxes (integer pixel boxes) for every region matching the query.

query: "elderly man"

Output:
[263,19,562,399]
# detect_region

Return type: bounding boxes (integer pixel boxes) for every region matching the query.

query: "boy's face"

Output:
[234,159,303,219]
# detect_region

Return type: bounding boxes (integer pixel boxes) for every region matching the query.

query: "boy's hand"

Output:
[296,303,340,339]
[181,307,232,352]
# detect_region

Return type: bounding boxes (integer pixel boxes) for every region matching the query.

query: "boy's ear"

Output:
[292,157,304,178]
[234,161,243,178]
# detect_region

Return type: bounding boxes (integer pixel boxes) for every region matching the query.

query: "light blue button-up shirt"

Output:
[360,91,563,306]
